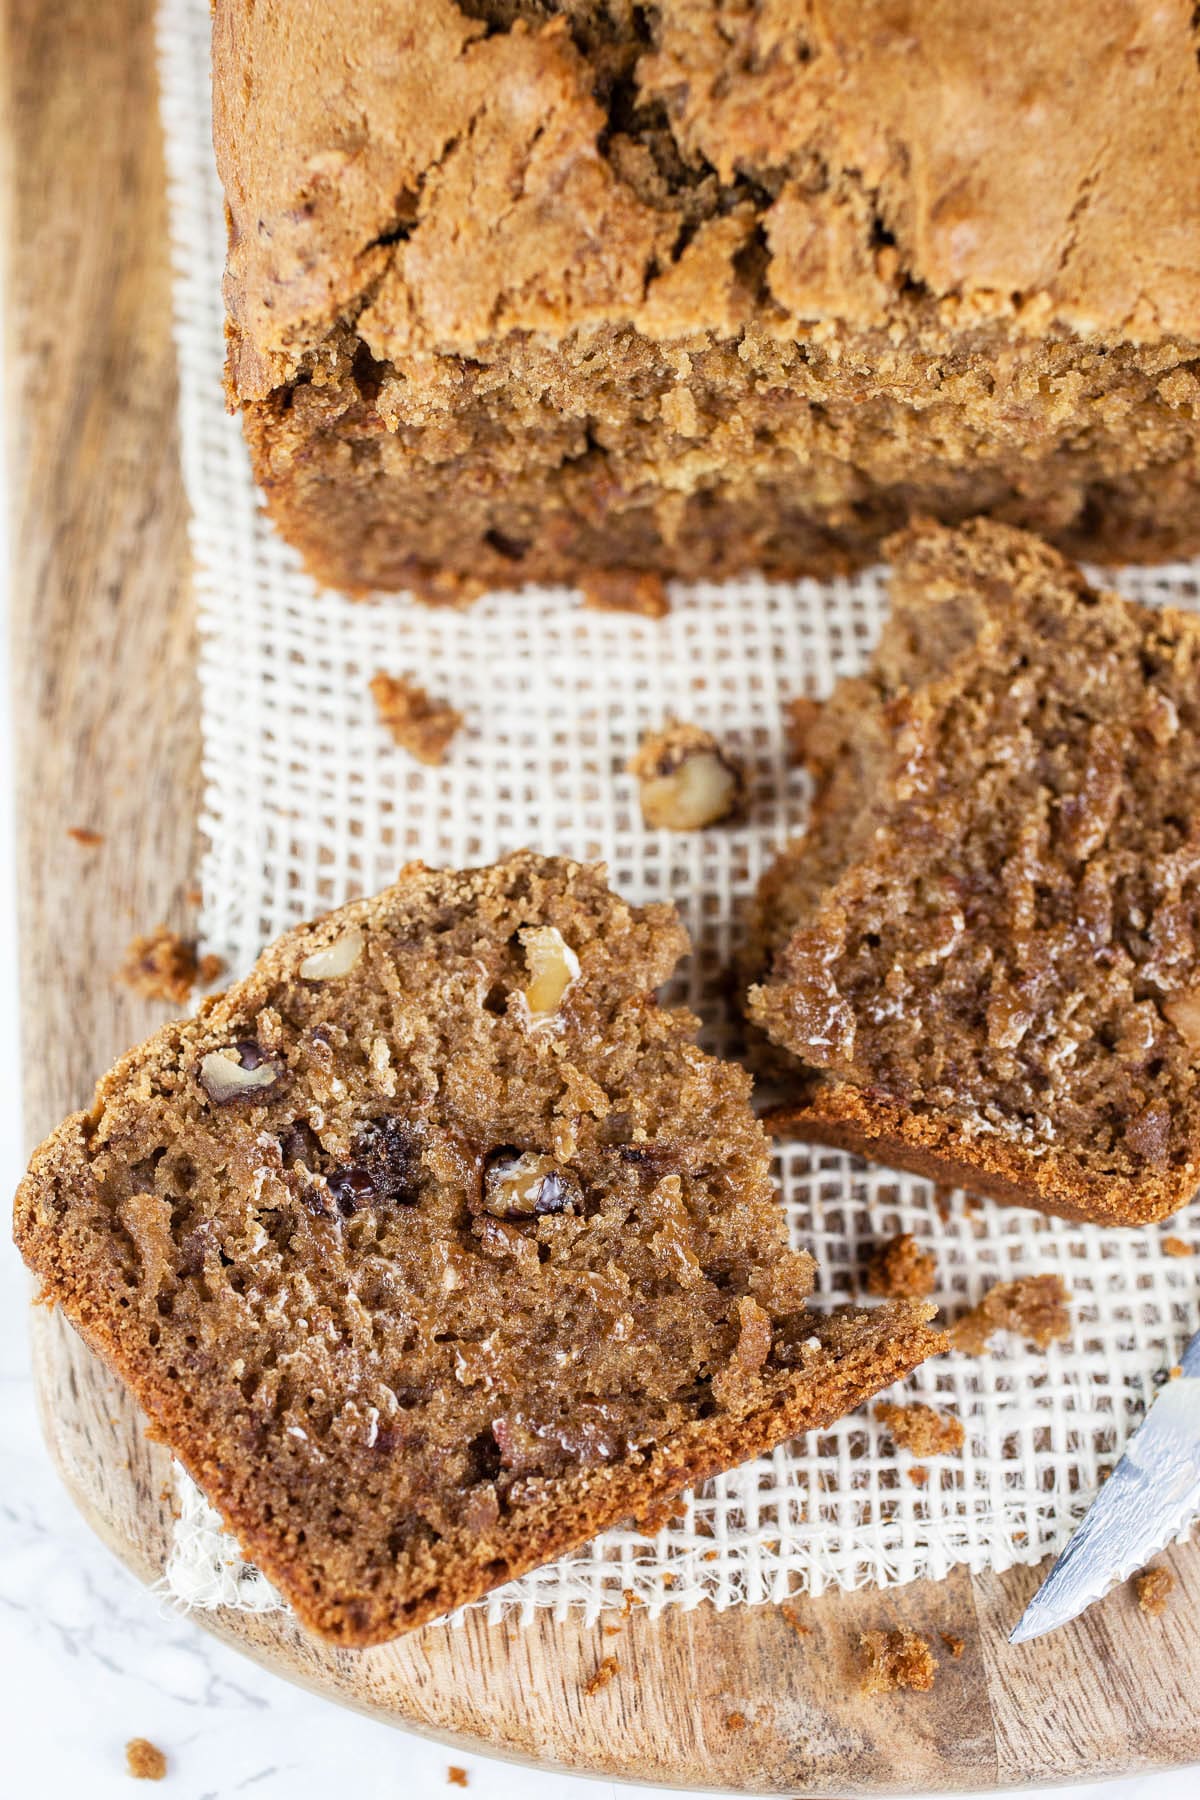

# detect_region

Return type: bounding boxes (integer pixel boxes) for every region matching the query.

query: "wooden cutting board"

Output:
[7,1,1200,1787]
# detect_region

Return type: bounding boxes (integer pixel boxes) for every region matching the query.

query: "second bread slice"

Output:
[749,520,1200,1226]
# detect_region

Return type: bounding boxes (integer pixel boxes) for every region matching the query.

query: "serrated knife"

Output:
[1010,1326,1200,1644]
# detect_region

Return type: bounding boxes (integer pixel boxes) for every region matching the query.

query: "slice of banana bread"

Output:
[213,1,1200,599]
[748,521,1200,1227]
[15,852,941,1644]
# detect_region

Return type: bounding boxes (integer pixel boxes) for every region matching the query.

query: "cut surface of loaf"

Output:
[15,852,941,1644]
[212,0,1200,599]
[748,521,1200,1227]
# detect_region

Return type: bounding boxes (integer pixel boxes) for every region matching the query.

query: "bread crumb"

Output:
[866,1232,937,1299]
[1162,1236,1194,1257]
[725,1710,747,1731]
[784,694,823,762]
[1169,1364,1184,1379]
[118,927,224,1005]
[859,1628,937,1695]
[447,1768,469,1788]
[125,1739,167,1780]
[780,1602,811,1638]
[950,1274,1070,1354]
[939,1631,965,1658]
[580,569,669,618]
[68,825,104,847]
[370,670,462,765]
[875,1401,965,1457]
[1134,1566,1175,1617]
[908,1466,930,1487]
[584,1655,619,1696]
[627,720,743,830]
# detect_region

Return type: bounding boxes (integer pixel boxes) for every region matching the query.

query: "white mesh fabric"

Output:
[155,0,1200,1624]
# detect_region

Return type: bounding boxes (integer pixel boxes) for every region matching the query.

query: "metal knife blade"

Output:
[1009,1326,1200,1645]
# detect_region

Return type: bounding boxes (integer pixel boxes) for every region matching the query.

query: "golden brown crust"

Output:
[215,1,1200,383]
[767,1081,1188,1227]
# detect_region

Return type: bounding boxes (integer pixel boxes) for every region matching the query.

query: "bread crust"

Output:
[767,1082,1190,1228]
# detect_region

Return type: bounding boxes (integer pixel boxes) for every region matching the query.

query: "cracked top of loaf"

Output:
[214,0,1200,402]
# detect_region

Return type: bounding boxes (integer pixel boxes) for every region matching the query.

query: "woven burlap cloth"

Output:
[156,0,1199,1624]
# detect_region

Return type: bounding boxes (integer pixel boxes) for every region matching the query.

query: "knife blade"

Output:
[1009,1325,1200,1645]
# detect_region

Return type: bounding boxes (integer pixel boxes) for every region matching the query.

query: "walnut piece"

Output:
[1164,987,1200,1049]
[119,926,224,1006]
[859,1628,937,1695]
[950,1274,1071,1354]
[628,720,743,830]
[370,670,462,765]
[865,1232,937,1299]
[198,1042,284,1105]
[481,1148,581,1219]
[298,927,364,981]
[874,1401,964,1457]
[125,1739,167,1780]
[520,924,580,1019]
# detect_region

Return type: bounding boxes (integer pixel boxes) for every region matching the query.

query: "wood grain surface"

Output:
[6,0,1200,1789]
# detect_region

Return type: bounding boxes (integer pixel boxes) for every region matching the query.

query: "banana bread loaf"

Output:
[747,520,1200,1227]
[15,852,941,1644]
[213,0,1200,600]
